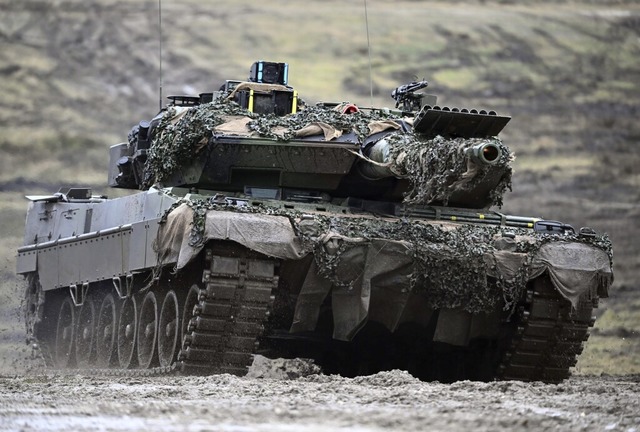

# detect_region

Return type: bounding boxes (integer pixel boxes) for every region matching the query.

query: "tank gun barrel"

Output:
[359,139,504,181]
[357,139,395,180]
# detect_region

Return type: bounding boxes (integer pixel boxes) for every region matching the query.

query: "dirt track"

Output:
[0,357,638,432]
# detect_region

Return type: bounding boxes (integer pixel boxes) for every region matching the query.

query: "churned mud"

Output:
[0,356,638,432]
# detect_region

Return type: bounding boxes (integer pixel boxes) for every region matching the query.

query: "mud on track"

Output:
[0,357,638,432]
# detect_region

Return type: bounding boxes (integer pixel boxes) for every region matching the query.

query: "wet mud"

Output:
[0,356,638,432]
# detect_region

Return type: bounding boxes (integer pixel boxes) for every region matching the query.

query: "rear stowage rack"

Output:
[413,105,511,139]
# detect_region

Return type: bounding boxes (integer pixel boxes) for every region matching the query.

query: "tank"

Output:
[18,61,613,382]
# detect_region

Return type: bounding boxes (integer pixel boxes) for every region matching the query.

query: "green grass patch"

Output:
[576,333,640,375]
[432,68,479,91]
[596,304,640,332]
[513,154,596,177]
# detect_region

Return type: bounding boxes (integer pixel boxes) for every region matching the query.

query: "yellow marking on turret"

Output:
[292,91,298,113]
[450,216,457,221]
[248,89,255,112]
[528,222,534,228]
[479,214,485,219]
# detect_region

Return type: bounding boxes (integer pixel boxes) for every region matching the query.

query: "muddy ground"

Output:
[0,357,638,432]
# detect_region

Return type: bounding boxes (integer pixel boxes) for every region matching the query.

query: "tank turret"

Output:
[109,62,513,210]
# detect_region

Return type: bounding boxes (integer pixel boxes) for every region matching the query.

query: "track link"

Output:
[178,252,278,375]
[497,277,597,383]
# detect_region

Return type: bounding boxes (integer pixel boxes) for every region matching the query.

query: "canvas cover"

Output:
[156,203,612,341]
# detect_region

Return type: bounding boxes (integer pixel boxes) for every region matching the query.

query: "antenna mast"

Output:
[158,0,163,110]
[364,0,373,107]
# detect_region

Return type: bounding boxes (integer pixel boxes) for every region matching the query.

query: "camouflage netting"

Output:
[145,97,254,186]
[245,103,395,141]
[142,91,611,341]
[381,133,514,207]
[144,96,394,186]
[308,215,505,312]
[156,198,613,323]
[143,96,514,207]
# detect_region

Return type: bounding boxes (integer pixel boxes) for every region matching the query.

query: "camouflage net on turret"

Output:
[145,97,394,186]
[382,133,514,207]
[246,103,395,141]
[145,97,255,186]
[145,95,513,207]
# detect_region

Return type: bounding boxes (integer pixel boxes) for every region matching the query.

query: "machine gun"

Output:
[391,79,429,112]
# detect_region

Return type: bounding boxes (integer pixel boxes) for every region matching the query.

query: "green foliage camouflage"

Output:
[145,96,254,186]
[144,96,514,207]
[145,97,394,186]
[246,103,394,141]
[160,197,612,314]
[385,134,514,207]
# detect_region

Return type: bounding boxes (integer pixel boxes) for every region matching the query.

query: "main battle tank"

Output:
[18,61,613,382]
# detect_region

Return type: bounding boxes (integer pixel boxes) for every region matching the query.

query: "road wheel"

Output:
[117,295,138,368]
[158,290,181,367]
[96,293,119,367]
[75,295,97,367]
[55,296,75,368]
[137,291,159,369]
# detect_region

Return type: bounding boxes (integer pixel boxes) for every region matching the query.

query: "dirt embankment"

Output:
[1,357,638,432]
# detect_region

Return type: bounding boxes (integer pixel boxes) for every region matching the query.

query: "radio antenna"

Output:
[158,0,163,110]
[364,0,373,107]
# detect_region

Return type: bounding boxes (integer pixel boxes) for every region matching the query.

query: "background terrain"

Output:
[0,0,638,375]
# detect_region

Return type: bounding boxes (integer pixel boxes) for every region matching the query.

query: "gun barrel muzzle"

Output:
[466,142,501,165]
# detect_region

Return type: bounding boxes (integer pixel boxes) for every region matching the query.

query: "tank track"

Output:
[31,256,595,382]
[497,277,597,383]
[178,250,278,375]
[31,246,278,378]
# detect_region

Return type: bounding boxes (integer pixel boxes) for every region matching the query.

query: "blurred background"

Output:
[0,0,638,373]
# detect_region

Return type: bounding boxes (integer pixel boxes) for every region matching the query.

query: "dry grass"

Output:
[577,334,640,375]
